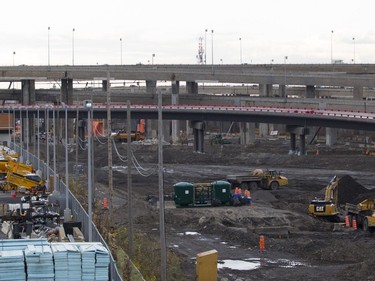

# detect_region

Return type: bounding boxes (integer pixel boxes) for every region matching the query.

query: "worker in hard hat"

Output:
[244,189,252,206]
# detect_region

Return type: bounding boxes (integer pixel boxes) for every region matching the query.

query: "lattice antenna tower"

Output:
[197,37,204,64]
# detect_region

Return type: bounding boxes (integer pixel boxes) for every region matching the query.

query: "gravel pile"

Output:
[338,175,375,205]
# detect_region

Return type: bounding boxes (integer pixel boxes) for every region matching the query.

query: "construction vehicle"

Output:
[365,149,375,156]
[209,134,231,145]
[174,181,232,207]
[308,175,340,219]
[309,175,375,229]
[1,161,45,193]
[226,169,288,190]
[111,130,145,142]
[345,199,375,232]
[111,119,146,142]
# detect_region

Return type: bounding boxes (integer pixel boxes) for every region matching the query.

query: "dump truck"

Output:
[345,199,375,232]
[226,169,288,190]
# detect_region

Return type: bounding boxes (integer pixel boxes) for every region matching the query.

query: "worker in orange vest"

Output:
[244,189,252,206]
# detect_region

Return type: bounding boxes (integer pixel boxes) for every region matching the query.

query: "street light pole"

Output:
[284,56,288,103]
[85,100,93,242]
[204,29,207,64]
[152,53,155,65]
[46,107,50,190]
[331,30,334,63]
[239,37,242,65]
[64,103,71,222]
[120,38,123,65]
[211,30,214,66]
[352,37,356,64]
[72,28,75,66]
[37,107,40,171]
[12,52,16,66]
[48,27,50,66]
[53,106,57,191]
[26,108,29,164]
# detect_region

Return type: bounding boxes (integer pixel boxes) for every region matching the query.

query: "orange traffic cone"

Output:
[259,235,265,253]
[103,198,108,209]
[345,215,350,228]
[352,217,357,230]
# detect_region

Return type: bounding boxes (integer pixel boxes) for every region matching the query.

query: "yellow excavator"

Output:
[308,175,340,219]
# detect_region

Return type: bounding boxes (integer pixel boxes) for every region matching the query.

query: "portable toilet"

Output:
[212,180,231,205]
[174,182,194,207]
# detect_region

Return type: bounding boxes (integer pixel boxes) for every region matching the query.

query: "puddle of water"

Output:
[218,258,307,271]
[218,259,260,271]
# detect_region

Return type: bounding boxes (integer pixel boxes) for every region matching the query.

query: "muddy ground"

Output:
[80,136,375,281]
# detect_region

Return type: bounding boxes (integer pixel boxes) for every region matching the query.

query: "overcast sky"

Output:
[2,0,375,66]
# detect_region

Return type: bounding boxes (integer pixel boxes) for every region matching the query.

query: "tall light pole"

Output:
[331,30,334,63]
[204,29,207,64]
[352,37,356,64]
[64,103,71,222]
[239,37,242,64]
[211,30,214,66]
[26,108,29,164]
[152,53,155,65]
[284,56,288,103]
[48,26,50,66]
[37,106,40,171]
[46,106,50,190]
[72,28,75,65]
[120,38,123,65]
[12,51,15,66]
[84,100,93,242]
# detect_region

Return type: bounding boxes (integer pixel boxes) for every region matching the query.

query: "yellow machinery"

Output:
[226,169,289,190]
[1,161,44,193]
[345,199,375,232]
[308,176,340,219]
[365,149,375,156]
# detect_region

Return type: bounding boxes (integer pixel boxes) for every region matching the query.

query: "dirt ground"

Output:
[83,135,375,281]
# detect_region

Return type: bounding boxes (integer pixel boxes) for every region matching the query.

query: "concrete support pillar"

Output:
[186,81,198,94]
[353,86,364,100]
[259,84,272,97]
[290,133,296,153]
[299,134,306,155]
[286,126,310,155]
[21,80,36,105]
[172,80,180,95]
[240,122,256,145]
[146,80,157,95]
[191,121,205,153]
[102,80,109,92]
[61,78,73,104]
[279,85,286,98]
[306,85,316,98]
[21,80,35,146]
[259,123,269,137]
[171,84,180,144]
[326,127,337,146]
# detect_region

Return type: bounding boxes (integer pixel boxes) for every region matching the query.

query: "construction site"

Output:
[85,130,375,280]
[0,112,375,280]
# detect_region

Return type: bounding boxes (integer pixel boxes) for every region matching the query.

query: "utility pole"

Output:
[158,90,167,280]
[107,72,113,227]
[127,100,133,257]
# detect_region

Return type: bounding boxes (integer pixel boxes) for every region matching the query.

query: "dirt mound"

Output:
[338,175,375,205]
